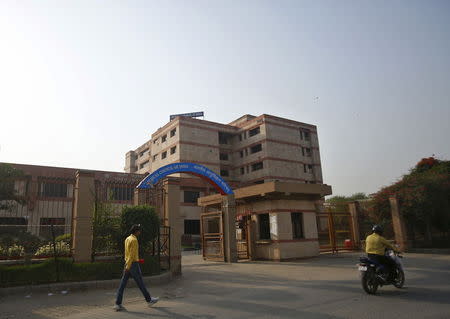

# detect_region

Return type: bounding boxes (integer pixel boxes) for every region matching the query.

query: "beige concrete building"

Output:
[125,114,324,242]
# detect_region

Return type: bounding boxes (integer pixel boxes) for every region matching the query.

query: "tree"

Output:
[0,163,25,210]
[372,157,450,247]
[120,205,160,255]
[326,193,368,212]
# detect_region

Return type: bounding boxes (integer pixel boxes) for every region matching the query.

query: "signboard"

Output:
[170,112,204,121]
[137,162,233,195]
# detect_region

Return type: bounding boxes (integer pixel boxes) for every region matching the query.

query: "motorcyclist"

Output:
[365,225,400,282]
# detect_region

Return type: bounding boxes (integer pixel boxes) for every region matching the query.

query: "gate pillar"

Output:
[389,196,408,252]
[72,170,95,262]
[348,201,361,249]
[164,179,182,275]
[222,194,238,263]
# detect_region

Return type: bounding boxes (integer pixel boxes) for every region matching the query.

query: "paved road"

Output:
[1,253,449,319]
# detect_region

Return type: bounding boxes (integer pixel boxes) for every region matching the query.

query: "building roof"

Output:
[197,181,332,206]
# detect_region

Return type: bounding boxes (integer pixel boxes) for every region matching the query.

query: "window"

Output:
[139,149,148,157]
[302,147,311,157]
[219,153,229,161]
[218,132,230,145]
[40,182,68,198]
[245,149,248,156]
[184,219,200,235]
[258,214,270,240]
[249,126,260,137]
[240,167,245,175]
[139,160,149,169]
[300,130,311,141]
[39,218,65,239]
[110,186,133,201]
[239,134,242,141]
[239,150,244,158]
[170,128,176,137]
[162,135,167,143]
[162,151,167,159]
[184,191,200,203]
[251,162,264,171]
[153,154,158,162]
[246,166,249,173]
[250,144,262,154]
[0,217,27,232]
[170,146,176,155]
[304,164,313,173]
[291,213,304,239]
[220,169,229,177]
[254,180,264,184]
[153,138,158,144]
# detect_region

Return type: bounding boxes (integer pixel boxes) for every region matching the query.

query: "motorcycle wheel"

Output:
[362,269,378,294]
[393,269,405,288]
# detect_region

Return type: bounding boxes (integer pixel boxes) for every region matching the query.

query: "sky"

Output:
[0,0,449,196]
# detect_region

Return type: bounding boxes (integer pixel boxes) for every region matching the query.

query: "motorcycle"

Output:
[358,249,405,294]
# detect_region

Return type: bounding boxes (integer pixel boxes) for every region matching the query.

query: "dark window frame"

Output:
[291,212,304,239]
[251,162,264,171]
[184,219,200,235]
[258,214,270,240]
[170,128,176,137]
[170,146,176,155]
[162,151,167,159]
[249,126,260,137]
[184,190,200,204]
[219,153,229,161]
[250,144,262,154]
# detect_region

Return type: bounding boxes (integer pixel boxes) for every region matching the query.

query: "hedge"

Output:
[0,255,160,287]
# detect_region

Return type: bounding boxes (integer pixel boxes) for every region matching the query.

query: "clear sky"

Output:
[1,1,449,196]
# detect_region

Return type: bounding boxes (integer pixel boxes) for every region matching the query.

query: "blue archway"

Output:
[136,162,234,195]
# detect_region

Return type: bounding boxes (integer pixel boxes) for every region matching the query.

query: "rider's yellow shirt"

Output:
[365,233,396,255]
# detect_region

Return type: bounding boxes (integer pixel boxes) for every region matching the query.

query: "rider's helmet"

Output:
[372,225,383,235]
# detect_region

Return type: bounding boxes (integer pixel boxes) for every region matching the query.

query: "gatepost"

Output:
[72,170,95,262]
[389,196,408,251]
[222,194,238,263]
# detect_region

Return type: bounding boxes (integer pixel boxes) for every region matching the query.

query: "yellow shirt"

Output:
[124,234,139,270]
[365,233,396,255]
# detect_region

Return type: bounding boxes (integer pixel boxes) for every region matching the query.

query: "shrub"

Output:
[55,233,71,243]
[0,256,160,287]
[35,242,71,257]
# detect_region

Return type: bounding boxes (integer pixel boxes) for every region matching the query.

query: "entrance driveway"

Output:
[1,252,449,318]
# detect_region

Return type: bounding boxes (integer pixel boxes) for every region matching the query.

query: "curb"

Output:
[0,271,172,297]
[408,248,450,255]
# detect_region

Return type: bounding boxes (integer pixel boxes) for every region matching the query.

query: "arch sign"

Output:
[136,162,234,195]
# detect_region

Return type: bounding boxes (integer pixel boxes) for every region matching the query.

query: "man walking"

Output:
[114,224,159,311]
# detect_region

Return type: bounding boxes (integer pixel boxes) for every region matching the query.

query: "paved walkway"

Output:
[1,253,449,318]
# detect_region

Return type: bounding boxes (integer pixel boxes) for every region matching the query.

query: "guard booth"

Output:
[198,181,333,261]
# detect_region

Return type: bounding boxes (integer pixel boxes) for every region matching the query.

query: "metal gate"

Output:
[236,215,250,260]
[317,212,355,253]
[200,211,224,261]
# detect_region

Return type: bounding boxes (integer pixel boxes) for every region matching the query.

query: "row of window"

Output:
[220,161,264,177]
[259,212,304,240]
[302,147,312,157]
[154,128,177,145]
[219,126,262,145]
[153,146,177,162]
[239,126,261,141]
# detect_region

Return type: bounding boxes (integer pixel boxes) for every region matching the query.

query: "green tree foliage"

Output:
[120,205,160,254]
[326,193,368,212]
[0,163,25,210]
[372,157,450,246]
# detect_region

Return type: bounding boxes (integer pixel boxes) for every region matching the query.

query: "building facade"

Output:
[125,114,324,243]
[0,163,144,239]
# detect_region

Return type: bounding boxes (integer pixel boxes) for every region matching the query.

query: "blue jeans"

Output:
[115,262,151,305]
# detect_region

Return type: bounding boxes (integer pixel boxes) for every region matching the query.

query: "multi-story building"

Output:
[125,114,324,241]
